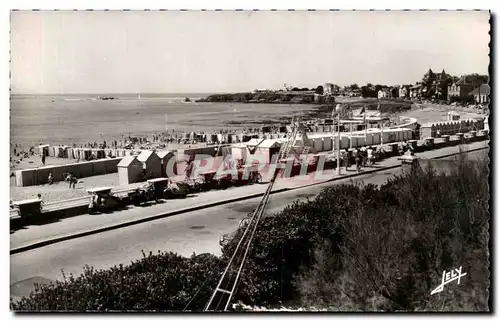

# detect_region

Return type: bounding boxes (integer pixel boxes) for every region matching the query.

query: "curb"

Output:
[10,145,489,255]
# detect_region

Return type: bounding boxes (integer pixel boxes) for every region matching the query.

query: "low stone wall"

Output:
[417,159,463,175]
[15,158,123,187]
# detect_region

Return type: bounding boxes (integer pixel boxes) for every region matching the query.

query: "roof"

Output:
[156,150,173,159]
[87,187,112,193]
[255,139,282,149]
[137,150,159,162]
[117,155,141,167]
[13,199,42,205]
[245,138,264,146]
[469,84,490,96]
[231,142,248,148]
[455,74,489,86]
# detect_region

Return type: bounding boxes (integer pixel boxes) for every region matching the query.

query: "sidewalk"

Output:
[10,139,488,253]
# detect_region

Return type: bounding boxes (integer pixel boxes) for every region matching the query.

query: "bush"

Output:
[450,95,474,105]
[294,153,489,311]
[11,251,221,311]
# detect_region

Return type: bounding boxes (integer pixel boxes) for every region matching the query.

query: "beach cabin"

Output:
[137,150,162,179]
[322,137,333,151]
[245,139,282,163]
[117,156,144,185]
[447,111,460,121]
[38,145,50,157]
[231,143,249,162]
[157,150,175,177]
[420,124,437,138]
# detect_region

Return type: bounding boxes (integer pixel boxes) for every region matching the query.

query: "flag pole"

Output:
[379,100,383,147]
[364,104,368,147]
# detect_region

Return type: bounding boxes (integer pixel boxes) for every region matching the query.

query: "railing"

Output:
[41,196,91,212]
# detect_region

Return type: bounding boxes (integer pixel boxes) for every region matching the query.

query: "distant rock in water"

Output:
[184,97,191,102]
[98,96,116,101]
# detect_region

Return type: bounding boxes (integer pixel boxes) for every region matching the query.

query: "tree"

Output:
[350,84,360,90]
[291,87,300,92]
[361,86,377,98]
[391,87,399,98]
[300,87,310,92]
[315,86,324,95]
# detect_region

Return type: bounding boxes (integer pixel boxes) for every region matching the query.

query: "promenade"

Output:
[11,139,489,253]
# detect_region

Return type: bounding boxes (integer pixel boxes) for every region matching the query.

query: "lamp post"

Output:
[335,104,342,176]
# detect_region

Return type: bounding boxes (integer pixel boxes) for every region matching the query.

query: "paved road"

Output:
[10,148,488,298]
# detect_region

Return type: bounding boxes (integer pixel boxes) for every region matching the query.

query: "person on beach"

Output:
[343,150,350,171]
[41,153,46,166]
[363,148,368,167]
[355,148,362,173]
[37,194,44,208]
[367,148,374,166]
[70,173,78,189]
[48,172,54,185]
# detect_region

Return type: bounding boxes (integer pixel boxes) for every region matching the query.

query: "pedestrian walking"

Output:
[361,147,367,167]
[367,148,374,166]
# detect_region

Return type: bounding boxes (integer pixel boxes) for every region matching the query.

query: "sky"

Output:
[10,10,490,94]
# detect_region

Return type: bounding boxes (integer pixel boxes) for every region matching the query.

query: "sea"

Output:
[10,93,313,147]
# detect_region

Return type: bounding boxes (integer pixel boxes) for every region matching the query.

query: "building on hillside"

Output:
[448,74,489,101]
[324,83,334,95]
[399,86,409,99]
[420,68,451,99]
[324,83,341,95]
[448,78,473,100]
[378,89,392,99]
[410,84,423,99]
[470,84,490,104]
[345,88,362,97]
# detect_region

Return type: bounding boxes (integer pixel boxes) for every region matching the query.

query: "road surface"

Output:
[10,148,488,299]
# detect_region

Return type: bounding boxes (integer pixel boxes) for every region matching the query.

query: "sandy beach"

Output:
[10,94,315,148]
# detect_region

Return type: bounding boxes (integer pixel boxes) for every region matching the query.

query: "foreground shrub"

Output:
[294,154,489,311]
[11,251,221,311]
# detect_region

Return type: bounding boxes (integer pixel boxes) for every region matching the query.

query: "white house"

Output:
[470,84,490,104]
[378,89,392,99]
[399,86,408,98]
